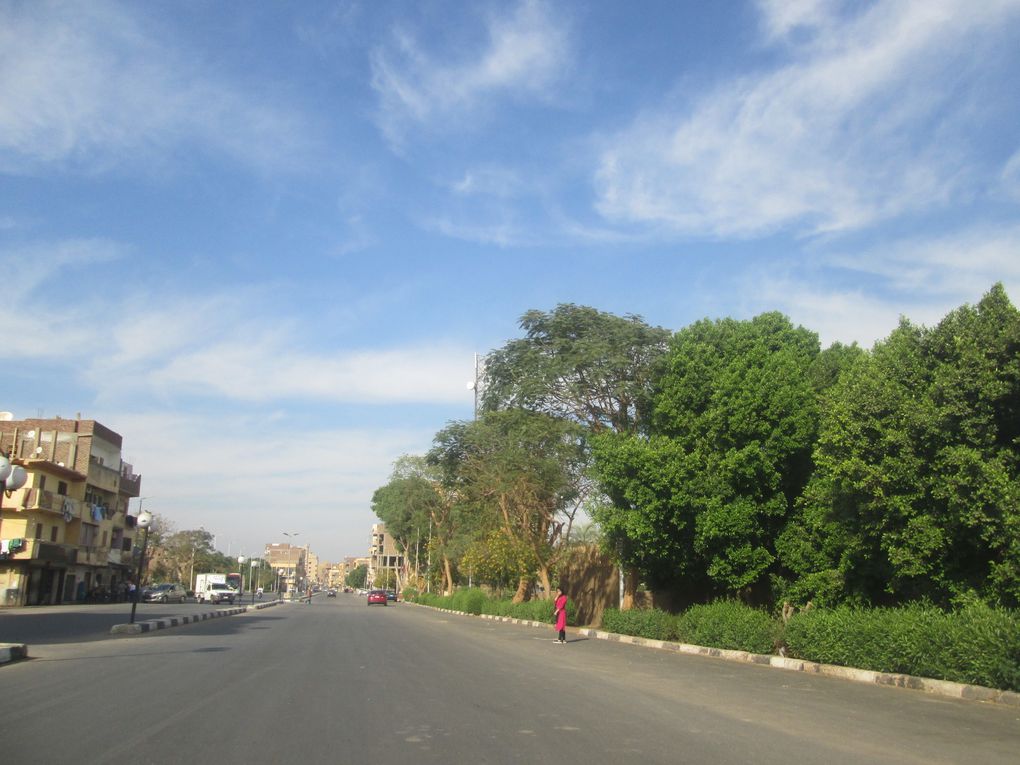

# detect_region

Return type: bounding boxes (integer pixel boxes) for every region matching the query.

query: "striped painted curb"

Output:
[110,606,248,635]
[406,602,1020,708]
[0,642,28,665]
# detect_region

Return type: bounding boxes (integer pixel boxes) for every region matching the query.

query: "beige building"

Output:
[0,415,142,607]
[368,523,404,590]
[264,542,306,594]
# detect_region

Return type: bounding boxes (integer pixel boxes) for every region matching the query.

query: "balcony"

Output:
[87,457,120,493]
[2,539,77,565]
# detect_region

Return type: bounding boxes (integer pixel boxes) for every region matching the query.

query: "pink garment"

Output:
[554,593,568,631]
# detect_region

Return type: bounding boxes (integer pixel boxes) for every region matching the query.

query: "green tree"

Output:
[792,284,1020,606]
[482,303,671,434]
[435,410,586,600]
[346,564,368,589]
[482,303,671,605]
[593,312,822,604]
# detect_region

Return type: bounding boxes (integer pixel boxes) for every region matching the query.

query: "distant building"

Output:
[0,415,142,607]
[368,523,404,590]
[264,542,305,593]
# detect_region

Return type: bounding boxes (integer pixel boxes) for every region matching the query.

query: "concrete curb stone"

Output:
[408,602,1019,708]
[0,642,29,665]
[110,604,252,635]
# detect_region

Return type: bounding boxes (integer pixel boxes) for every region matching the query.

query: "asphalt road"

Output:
[2,595,1017,765]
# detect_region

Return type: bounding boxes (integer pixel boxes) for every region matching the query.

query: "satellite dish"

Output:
[35,447,43,455]
[0,412,13,421]
[26,430,36,438]
[467,381,475,390]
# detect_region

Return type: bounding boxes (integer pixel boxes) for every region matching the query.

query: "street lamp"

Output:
[129,510,153,624]
[250,558,259,604]
[237,556,246,598]
[0,453,29,541]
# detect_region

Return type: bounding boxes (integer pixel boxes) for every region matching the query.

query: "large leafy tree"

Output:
[482,304,671,434]
[372,455,459,593]
[482,304,671,605]
[790,284,1020,606]
[593,312,822,603]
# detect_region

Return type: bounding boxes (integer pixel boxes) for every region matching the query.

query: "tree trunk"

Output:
[537,563,552,600]
[621,566,638,610]
[442,555,454,595]
[512,576,529,604]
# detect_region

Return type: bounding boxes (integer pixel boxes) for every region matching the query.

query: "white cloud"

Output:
[110,410,433,561]
[746,223,1020,346]
[594,0,1020,238]
[1002,150,1020,204]
[371,0,571,145]
[0,0,313,175]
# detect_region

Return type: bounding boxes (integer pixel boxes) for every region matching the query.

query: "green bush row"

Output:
[409,588,577,626]
[784,601,1020,691]
[601,601,776,653]
[410,591,1020,692]
[601,600,1020,692]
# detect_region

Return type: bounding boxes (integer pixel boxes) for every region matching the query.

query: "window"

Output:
[50,526,58,542]
[58,480,68,495]
[38,475,47,490]
[101,531,108,548]
[79,523,98,547]
[35,523,43,539]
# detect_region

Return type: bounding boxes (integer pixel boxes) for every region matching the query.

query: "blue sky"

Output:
[2,0,1019,563]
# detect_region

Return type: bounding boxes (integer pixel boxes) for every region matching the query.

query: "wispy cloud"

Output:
[745,223,1020,346]
[370,0,572,146]
[111,410,434,560]
[594,0,1020,238]
[0,0,314,175]
[2,239,474,406]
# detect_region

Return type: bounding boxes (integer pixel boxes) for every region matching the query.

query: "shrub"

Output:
[601,608,679,641]
[675,601,779,654]
[784,602,1020,691]
[451,588,487,615]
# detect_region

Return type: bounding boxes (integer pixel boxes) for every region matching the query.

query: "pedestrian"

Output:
[127,580,137,603]
[553,585,568,644]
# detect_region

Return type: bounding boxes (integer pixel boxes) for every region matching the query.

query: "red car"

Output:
[367,589,388,606]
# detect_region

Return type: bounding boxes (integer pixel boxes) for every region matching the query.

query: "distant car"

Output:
[385,591,397,602]
[367,589,388,606]
[327,589,337,598]
[142,583,187,603]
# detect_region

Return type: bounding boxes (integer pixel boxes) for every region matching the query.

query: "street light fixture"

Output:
[249,558,260,604]
[237,556,246,598]
[129,510,153,624]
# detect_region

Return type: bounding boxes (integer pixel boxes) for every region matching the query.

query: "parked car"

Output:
[367,589,388,606]
[142,583,187,603]
[385,591,397,602]
[327,589,337,598]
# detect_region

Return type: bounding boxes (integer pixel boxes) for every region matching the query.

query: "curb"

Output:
[110,604,262,635]
[0,642,29,665]
[408,603,1020,708]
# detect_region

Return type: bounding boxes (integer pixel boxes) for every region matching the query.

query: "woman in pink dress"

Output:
[554,586,568,644]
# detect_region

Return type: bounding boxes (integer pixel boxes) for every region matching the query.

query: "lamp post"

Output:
[283,532,300,599]
[0,453,29,541]
[250,558,259,604]
[129,510,153,624]
[237,556,246,598]
[277,568,284,600]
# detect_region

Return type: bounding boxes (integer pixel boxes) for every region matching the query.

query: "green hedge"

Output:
[676,601,779,654]
[602,607,678,641]
[410,592,1020,692]
[784,602,1020,692]
[407,589,577,625]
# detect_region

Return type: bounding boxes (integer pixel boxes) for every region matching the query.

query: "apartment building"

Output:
[264,542,305,594]
[0,415,142,607]
[368,523,404,590]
